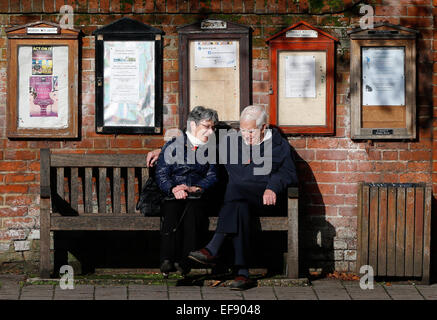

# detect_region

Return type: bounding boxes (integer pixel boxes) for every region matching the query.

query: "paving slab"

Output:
[273,287,318,300]
[241,287,277,300]
[95,286,127,300]
[311,279,344,288]
[313,287,352,300]
[201,288,244,300]
[128,284,167,292]
[54,285,94,300]
[20,285,54,300]
[169,291,202,300]
[345,286,391,300]
[129,291,168,300]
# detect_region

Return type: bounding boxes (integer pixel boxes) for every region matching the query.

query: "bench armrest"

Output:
[40,148,51,199]
[288,186,298,198]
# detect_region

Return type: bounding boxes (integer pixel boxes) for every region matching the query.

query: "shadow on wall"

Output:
[292,148,337,277]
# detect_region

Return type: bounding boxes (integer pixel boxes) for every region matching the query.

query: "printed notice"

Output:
[285,55,316,98]
[109,45,140,104]
[194,41,237,68]
[32,46,53,75]
[362,47,405,106]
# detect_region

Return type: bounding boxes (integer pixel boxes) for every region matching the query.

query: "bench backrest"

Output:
[40,149,149,215]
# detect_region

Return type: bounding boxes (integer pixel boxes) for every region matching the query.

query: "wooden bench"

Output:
[39,148,299,278]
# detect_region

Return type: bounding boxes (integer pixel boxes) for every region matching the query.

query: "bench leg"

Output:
[40,198,51,278]
[287,197,298,279]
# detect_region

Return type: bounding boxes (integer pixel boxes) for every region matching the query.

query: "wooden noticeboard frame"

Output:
[349,23,418,140]
[94,18,164,135]
[266,21,338,135]
[6,21,80,138]
[178,20,251,129]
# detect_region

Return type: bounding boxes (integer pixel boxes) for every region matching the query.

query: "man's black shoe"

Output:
[229,276,255,291]
[188,248,217,265]
[174,261,191,276]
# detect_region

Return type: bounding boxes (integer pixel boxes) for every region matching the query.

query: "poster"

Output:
[17,46,69,128]
[32,46,53,75]
[29,76,58,117]
[362,47,405,106]
[103,41,155,127]
[194,41,237,68]
[285,55,316,98]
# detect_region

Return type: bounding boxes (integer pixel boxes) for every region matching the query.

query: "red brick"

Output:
[375,5,406,16]
[5,174,36,183]
[400,173,430,183]
[3,217,35,229]
[316,150,348,161]
[308,161,336,172]
[408,6,432,16]
[110,139,143,148]
[0,161,27,172]
[399,150,430,161]
[0,185,29,193]
[0,207,27,217]
[336,184,359,195]
[33,0,44,11]
[339,207,357,217]
[400,17,432,28]
[382,151,398,160]
[407,162,431,172]
[5,195,35,206]
[244,0,254,12]
[234,0,243,12]
[4,150,36,161]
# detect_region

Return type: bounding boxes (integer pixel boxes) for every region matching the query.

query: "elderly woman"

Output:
[155,106,218,276]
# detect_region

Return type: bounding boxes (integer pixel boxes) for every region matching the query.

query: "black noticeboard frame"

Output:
[94,17,164,135]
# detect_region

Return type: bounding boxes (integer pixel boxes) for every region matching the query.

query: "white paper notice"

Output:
[194,41,237,68]
[285,55,316,98]
[362,47,405,106]
[109,44,140,103]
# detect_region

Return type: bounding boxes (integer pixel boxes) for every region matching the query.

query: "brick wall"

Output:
[0,0,435,275]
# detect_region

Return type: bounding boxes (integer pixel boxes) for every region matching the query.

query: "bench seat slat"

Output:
[50,216,288,231]
[51,154,148,167]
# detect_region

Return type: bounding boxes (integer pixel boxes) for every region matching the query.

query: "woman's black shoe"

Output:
[160,259,176,274]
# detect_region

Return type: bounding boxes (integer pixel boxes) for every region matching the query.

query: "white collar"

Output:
[242,129,272,145]
[186,131,207,146]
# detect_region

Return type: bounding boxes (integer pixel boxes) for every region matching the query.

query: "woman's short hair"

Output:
[186,106,219,131]
[240,105,267,128]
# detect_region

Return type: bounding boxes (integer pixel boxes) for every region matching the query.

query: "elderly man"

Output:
[146,105,297,290]
[188,105,297,290]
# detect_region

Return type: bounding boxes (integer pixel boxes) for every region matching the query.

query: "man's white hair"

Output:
[240,105,267,128]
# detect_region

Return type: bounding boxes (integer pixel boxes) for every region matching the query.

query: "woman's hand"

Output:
[172,184,188,199]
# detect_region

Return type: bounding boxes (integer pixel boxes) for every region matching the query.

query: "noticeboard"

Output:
[349,23,418,140]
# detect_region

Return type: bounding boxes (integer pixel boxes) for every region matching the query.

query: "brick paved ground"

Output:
[1,275,437,300]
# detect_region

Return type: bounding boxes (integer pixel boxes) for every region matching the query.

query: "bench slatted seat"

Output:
[39,148,299,278]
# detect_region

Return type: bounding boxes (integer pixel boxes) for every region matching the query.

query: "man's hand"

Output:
[263,189,276,206]
[172,184,188,199]
[146,148,161,167]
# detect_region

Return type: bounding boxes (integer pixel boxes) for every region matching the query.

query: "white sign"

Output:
[362,47,405,106]
[108,44,140,104]
[201,20,227,29]
[27,27,58,34]
[285,55,316,98]
[286,30,318,38]
[194,41,237,68]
